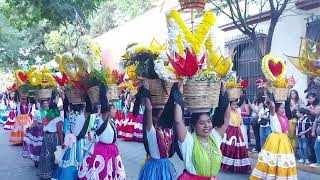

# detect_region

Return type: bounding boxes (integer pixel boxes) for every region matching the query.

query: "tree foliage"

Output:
[2,0,105,30]
[89,0,152,37]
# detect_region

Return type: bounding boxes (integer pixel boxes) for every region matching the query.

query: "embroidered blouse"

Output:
[96,117,117,144]
[270,113,289,133]
[147,126,173,159]
[178,130,222,177]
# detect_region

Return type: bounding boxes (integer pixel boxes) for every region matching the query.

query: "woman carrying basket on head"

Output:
[138,80,178,180]
[78,85,126,180]
[174,81,230,180]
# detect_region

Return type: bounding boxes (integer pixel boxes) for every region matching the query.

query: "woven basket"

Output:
[65,89,86,104]
[107,85,121,102]
[87,86,100,105]
[36,88,53,100]
[18,90,27,99]
[87,85,121,104]
[227,87,242,101]
[148,79,175,108]
[271,87,289,102]
[179,0,207,11]
[184,80,220,110]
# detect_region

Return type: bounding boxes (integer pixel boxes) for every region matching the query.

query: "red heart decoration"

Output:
[18,72,28,82]
[268,60,282,77]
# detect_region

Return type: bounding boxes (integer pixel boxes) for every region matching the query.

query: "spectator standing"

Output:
[306,93,320,164]
[296,108,312,164]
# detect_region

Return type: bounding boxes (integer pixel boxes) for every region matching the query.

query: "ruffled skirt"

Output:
[118,112,134,141]
[78,142,126,180]
[139,158,176,180]
[9,114,32,144]
[250,132,297,180]
[133,114,143,142]
[220,125,251,173]
[53,137,88,180]
[22,123,44,161]
[3,110,16,130]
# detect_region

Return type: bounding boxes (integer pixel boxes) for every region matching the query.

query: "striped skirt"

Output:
[220,125,251,173]
[22,123,44,162]
[39,132,59,179]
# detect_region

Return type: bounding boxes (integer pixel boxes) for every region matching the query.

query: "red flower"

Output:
[72,80,87,90]
[53,73,69,86]
[240,80,249,88]
[168,48,205,77]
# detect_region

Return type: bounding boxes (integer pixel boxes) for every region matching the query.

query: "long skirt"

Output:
[220,125,251,173]
[250,132,297,180]
[118,112,134,141]
[52,137,88,180]
[3,110,16,130]
[288,118,298,150]
[78,142,126,180]
[22,123,44,162]
[139,158,176,180]
[178,170,218,180]
[133,114,143,142]
[39,132,59,179]
[9,114,33,145]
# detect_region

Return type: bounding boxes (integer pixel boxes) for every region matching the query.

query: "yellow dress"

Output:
[250,114,297,180]
[287,118,298,149]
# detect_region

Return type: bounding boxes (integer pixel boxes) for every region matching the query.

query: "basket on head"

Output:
[36,88,53,101]
[269,87,289,102]
[148,79,175,108]
[107,85,121,102]
[179,0,208,11]
[227,87,242,101]
[65,88,86,104]
[18,90,28,99]
[184,80,220,110]
[87,85,121,105]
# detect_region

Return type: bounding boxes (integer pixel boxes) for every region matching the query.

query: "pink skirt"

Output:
[118,112,134,141]
[220,125,251,173]
[133,114,143,142]
[178,170,218,180]
[78,142,126,180]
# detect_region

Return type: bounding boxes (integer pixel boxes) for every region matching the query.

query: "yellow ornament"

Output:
[127,65,137,80]
[262,54,286,82]
[56,54,85,81]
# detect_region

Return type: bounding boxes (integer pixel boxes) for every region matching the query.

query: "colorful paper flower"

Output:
[168,48,205,77]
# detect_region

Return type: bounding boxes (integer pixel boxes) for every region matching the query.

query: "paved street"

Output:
[0,128,320,180]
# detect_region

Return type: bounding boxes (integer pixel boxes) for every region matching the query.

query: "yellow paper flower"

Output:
[127,65,137,80]
[56,54,85,81]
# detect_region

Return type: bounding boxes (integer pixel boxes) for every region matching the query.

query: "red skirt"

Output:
[178,170,218,180]
[118,112,134,141]
[132,114,143,142]
[220,125,251,173]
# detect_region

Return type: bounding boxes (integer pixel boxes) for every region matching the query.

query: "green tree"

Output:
[2,0,105,30]
[90,0,152,37]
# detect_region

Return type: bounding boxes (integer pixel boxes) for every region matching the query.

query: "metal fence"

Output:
[225,32,267,101]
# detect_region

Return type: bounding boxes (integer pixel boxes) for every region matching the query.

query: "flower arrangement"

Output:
[225,80,249,89]
[14,67,57,99]
[80,68,107,89]
[122,40,177,80]
[261,54,296,89]
[105,68,124,85]
[166,10,232,80]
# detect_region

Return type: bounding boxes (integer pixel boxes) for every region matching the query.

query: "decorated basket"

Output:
[36,88,53,100]
[148,79,175,108]
[227,87,242,101]
[65,88,86,104]
[268,87,289,102]
[87,85,121,104]
[107,85,121,102]
[184,80,220,111]
[18,90,28,99]
[179,0,208,11]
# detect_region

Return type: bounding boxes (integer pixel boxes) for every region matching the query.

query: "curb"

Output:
[249,153,320,175]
